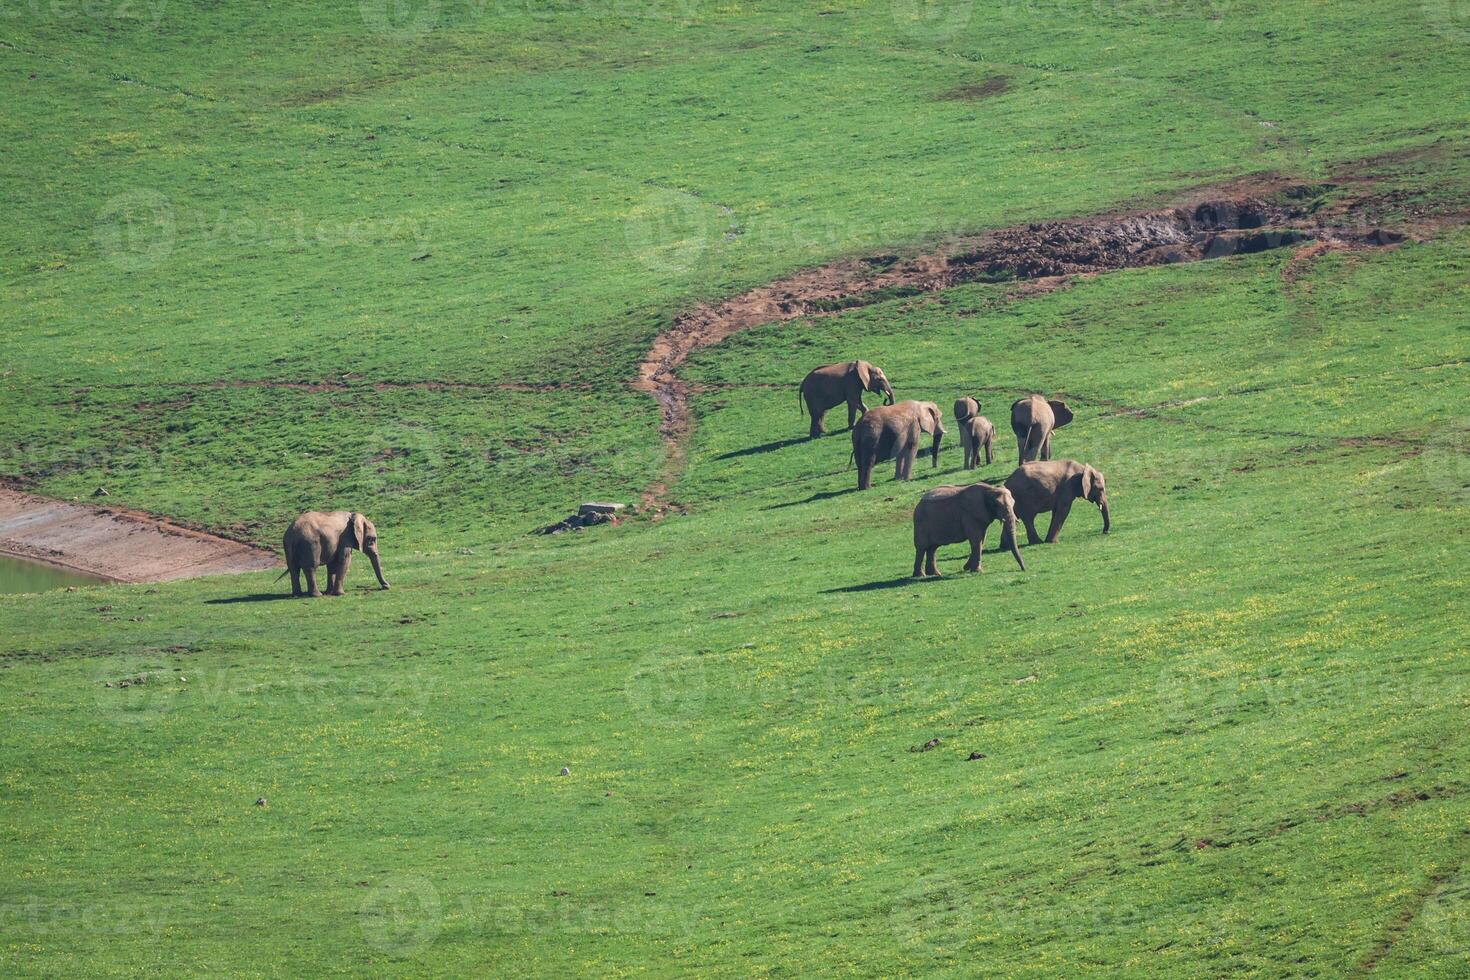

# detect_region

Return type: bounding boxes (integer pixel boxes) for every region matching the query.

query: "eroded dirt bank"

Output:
[0,489,279,584]
[632,173,1434,511]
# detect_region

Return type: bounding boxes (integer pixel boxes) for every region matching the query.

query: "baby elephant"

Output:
[953,397,995,469]
[282,510,389,597]
[1003,460,1110,546]
[912,482,1026,577]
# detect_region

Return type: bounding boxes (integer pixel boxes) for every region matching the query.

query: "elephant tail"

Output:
[1018,425,1033,464]
[272,568,289,583]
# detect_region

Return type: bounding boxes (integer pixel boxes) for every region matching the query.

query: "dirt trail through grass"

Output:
[632,170,1445,512]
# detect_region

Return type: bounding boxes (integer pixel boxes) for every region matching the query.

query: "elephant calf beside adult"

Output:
[1011,394,1074,465]
[799,359,894,438]
[912,482,1025,576]
[1002,460,1110,547]
[954,396,995,469]
[851,400,944,490]
[282,510,390,598]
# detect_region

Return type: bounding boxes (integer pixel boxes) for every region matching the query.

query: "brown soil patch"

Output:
[633,168,1443,512]
[937,76,1010,101]
[0,489,279,584]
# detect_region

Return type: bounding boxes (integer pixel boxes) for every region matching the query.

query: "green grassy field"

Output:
[4,1,1470,975]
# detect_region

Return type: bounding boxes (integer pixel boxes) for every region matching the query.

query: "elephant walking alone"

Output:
[1002,460,1110,546]
[912,482,1025,576]
[282,511,389,597]
[799,360,894,437]
[954,397,995,469]
[851,400,944,490]
[1010,394,1073,465]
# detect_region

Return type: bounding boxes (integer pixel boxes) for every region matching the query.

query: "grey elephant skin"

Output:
[1002,460,1110,547]
[1010,394,1073,464]
[851,400,944,490]
[912,482,1026,576]
[799,359,894,437]
[282,510,389,598]
[954,396,995,469]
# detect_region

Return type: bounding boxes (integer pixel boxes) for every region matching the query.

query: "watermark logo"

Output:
[360,420,445,499]
[889,872,974,948]
[95,190,175,271]
[360,875,443,958]
[92,661,178,726]
[623,188,714,275]
[1422,0,1470,43]
[890,0,973,41]
[359,0,441,39]
[1422,873,1470,958]
[1423,420,1470,502]
[625,652,707,724]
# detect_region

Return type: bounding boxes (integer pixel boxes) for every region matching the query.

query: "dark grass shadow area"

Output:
[205,593,297,604]
[763,486,862,510]
[713,435,816,460]
[821,574,938,594]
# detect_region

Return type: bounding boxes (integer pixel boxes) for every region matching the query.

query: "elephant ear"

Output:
[920,404,943,434]
[850,360,872,390]
[1049,400,1074,427]
[348,513,366,552]
[1076,469,1094,501]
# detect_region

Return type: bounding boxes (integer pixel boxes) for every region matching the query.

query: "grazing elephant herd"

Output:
[800,359,1112,579]
[276,357,1109,597]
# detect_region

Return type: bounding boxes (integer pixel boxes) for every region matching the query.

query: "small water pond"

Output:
[0,555,104,594]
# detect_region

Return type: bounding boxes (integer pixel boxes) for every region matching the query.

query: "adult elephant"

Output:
[851,400,944,490]
[1010,394,1073,464]
[912,482,1025,577]
[1002,460,1110,546]
[953,396,995,469]
[799,360,894,438]
[282,511,389,598]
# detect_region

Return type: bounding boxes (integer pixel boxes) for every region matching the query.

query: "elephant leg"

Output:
[913,547,925,578]
[984,436,993,465]
[925,546,940,577]
[1045,499,1072,543]
[304,564,321,598]
[289,565,302,598]
[808,397,826,438]
[965,534,983,572]
[328,553,352,595]
[1041,432,1052,461]
[1023,516,1043,546]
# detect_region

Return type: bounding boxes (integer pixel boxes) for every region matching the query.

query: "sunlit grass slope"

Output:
[3,0,1470,975]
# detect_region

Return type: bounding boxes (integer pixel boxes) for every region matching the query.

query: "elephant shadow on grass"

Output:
[714,434,822,461]
[824,547,1032,594]
[763,486,862,511]
[205,592,297,605]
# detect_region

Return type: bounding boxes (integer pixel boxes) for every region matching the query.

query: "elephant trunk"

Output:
[1098,493,1111,534]
[367,548,390,589]
[1004,518,1025,571]
[882,381,895,406]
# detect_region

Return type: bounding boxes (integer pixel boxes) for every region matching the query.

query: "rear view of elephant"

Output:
[799,359,894,437]
[851,400,944,490]
[282,510,390,598]
[1010,394,1073,464]
[954,396,995,469]
[912,482,1025,576]
[1002,460,1110,546]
